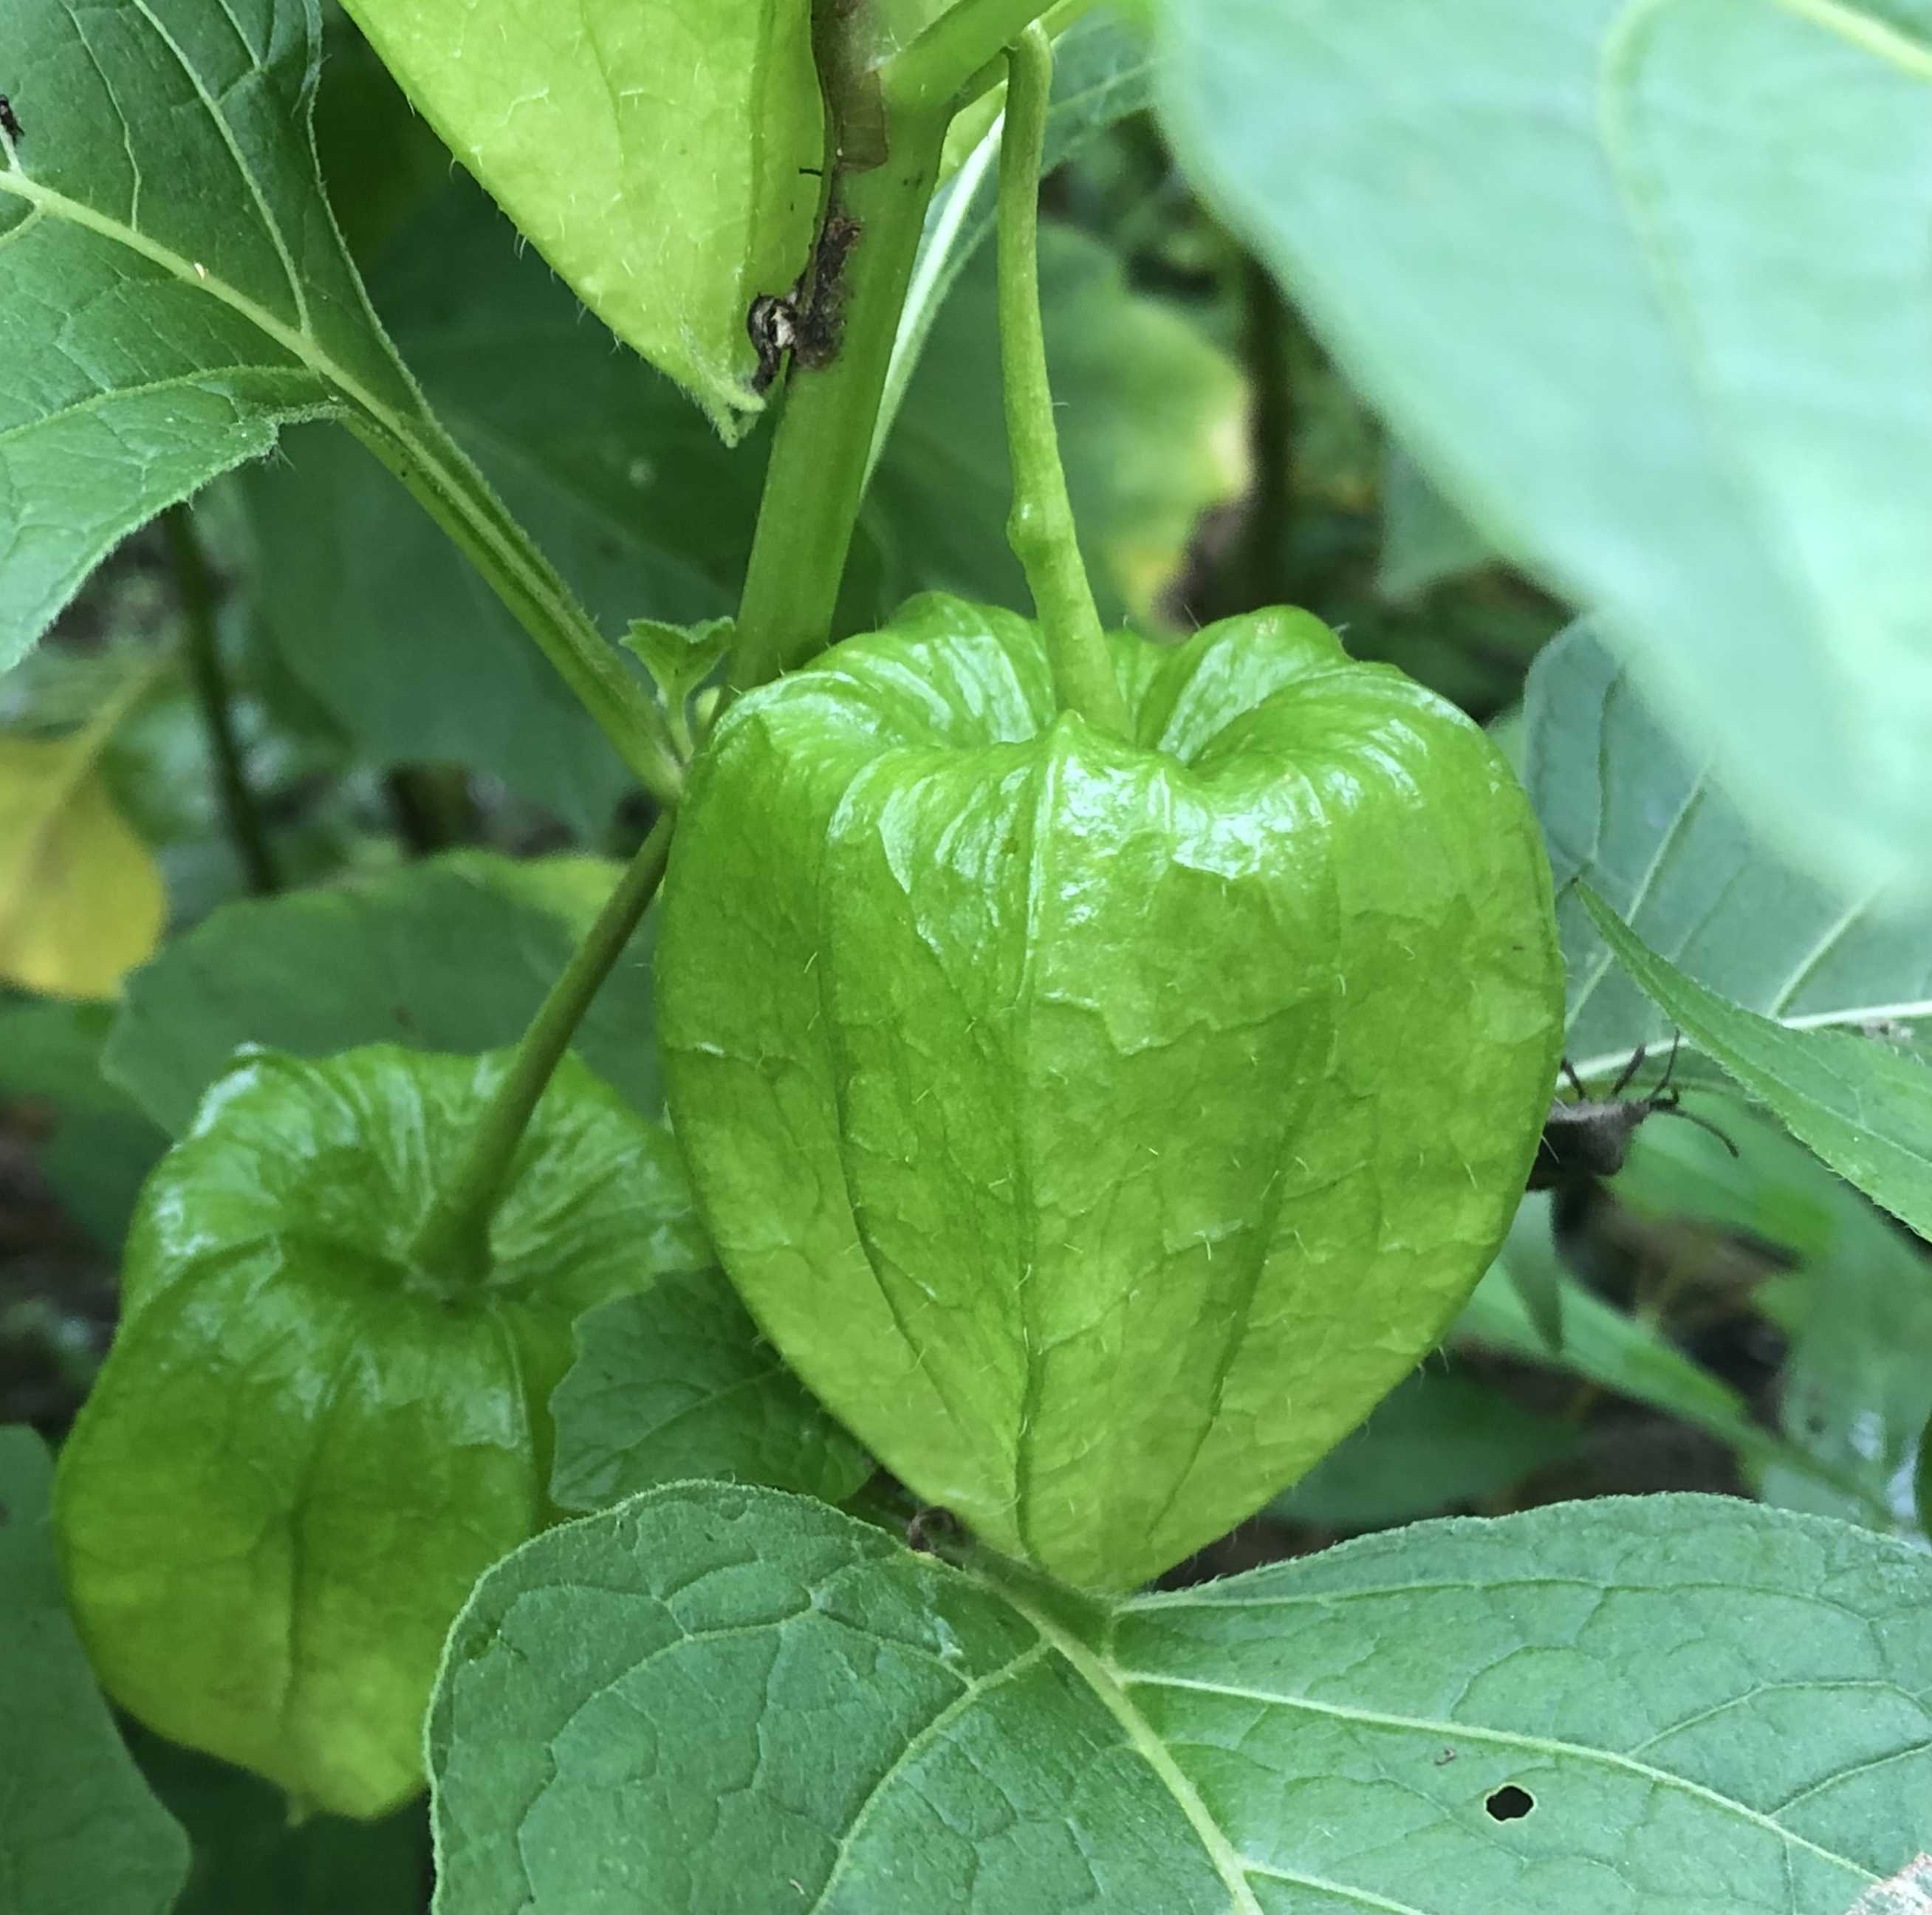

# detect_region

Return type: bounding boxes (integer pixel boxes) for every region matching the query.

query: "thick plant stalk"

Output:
[409,815,674,1284]
[997,24,1131,739]
[730,0,1073,693]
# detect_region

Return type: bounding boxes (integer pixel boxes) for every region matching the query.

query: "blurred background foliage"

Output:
[3,7,1925,1905]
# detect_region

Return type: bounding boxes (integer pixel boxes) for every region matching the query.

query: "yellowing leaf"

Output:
[0,734,165,999]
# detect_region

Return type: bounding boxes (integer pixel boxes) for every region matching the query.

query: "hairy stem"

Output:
[998,25,1129,737]
[346,415,685,809]
[162,504,278,895]
[730,120,952,691]
[409,815,675,1285]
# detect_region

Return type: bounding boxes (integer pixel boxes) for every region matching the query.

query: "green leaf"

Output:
[0,998,167,1244]
[1457,1191,1897,1531]
[430,1480,1932,1915]
[1459,1197,1778,1465]
[1615,1096,1932,1532]
[337,0,821,439]
[0,1428,189,1915]
[0,0,423,669]
[1266,1366,1580,1529]
[104,850,663,1135]
[659,595,1563,1589]
[1580,886,1932,1244]
[549,1271,872,1515]
[129,1726,428,1915]
[55,1044,710,1819]
[1527,626,1932,1083]
[1157,0,1932,900]
[875,224,1245,623]
[1378,448,1497,603]
[244,180,763,834]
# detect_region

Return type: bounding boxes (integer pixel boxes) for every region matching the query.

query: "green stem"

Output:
[162,505,278,895]
[883,0,1072,116]
[997,25,1129,738]
[410,814,676,1285]
[730,109,953,692]
[346,415,685,809]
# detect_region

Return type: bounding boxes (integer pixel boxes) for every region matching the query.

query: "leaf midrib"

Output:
[975,1566,1265,1915]
[975,1548,1889,1913]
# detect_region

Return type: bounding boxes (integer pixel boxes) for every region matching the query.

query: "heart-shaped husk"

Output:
[659,596,1563,1589]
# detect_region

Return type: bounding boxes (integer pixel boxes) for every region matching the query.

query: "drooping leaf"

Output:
[1527,625,1932,1082]
[1580,887,1932,1245]
[659,596,1563,1589]
[874,223,1246,623]
[104,850,662,1135]
[430,1480,1932,1915]
[1266,1366,1581,1529]
[0,1428,188,1915]
[337,0,821,437]
[549,1272,872,1515]
[0,0,422,669]
[0,732,165,998]
[55,1045,710,1819]
[1157,0,1932,900]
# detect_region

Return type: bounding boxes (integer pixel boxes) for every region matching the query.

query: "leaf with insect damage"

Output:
[337,0,823,440]
[430,1480,1932,1915]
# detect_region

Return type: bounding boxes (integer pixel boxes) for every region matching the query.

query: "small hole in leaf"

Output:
[1486,1785,1534,1821]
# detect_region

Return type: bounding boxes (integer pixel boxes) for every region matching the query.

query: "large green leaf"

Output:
[1157,0,1932,900]
[659,596,1563,1589]
[0,1428,188,1915]
[55,1045,710,1819]
[1580,888,1932,1244]
[429,1481,1932,1915]
[337,0,821,438]
[1526,626,1932,1082]
[245,180,763,834]
[0,0,422,670]
[104,850,662,1134]
[549,1272,873,1514]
